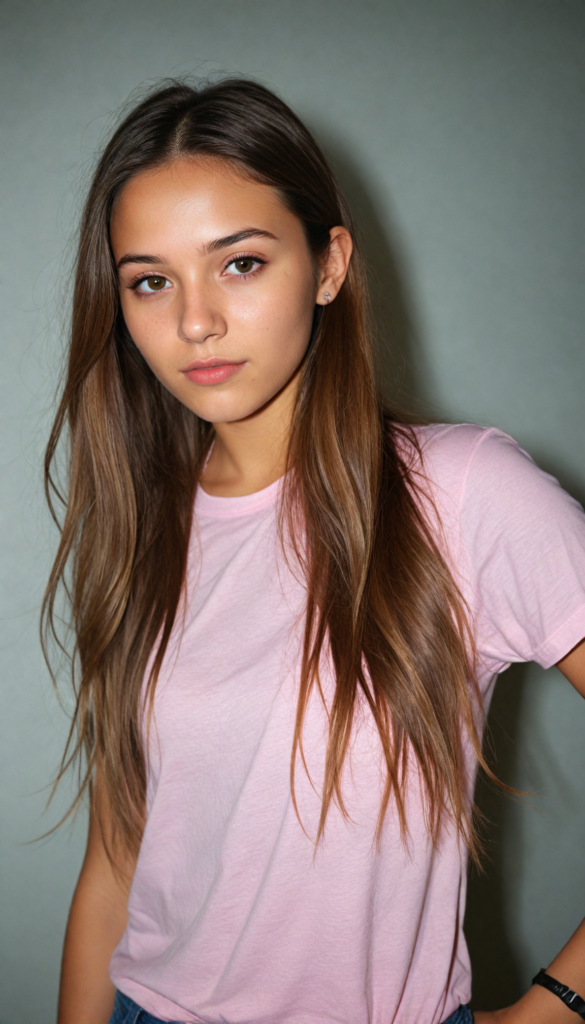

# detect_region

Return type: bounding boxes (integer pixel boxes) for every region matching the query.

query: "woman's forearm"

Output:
[57,778,134,1024]
[57,871,127,1024]
[475,916,585,1023]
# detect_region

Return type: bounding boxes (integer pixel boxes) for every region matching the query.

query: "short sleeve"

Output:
[458,428,585,672]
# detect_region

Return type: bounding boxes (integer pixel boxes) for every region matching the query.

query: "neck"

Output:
[200,371,299,497]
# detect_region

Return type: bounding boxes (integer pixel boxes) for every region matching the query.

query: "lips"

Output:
[182,356,242,371]
[182,358,246,386]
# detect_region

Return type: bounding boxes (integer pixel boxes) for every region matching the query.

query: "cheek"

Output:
[245,306,312,392]
[233,269,315,353]
[120,295,172,363]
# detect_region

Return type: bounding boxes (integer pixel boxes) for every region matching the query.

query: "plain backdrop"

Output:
[1,1,584,1020]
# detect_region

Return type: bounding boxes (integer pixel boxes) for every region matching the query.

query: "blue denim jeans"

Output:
[108,991,184,1024]
[109,990,474,1024]
[443,1006,474,1024]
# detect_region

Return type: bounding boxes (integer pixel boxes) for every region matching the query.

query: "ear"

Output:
[316,226,353,305]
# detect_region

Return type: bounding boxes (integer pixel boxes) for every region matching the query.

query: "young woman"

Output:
[45,79,585,1024]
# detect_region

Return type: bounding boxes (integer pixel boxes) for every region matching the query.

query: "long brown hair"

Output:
[43,78,493,861]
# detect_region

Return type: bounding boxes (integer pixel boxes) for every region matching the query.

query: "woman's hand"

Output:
[472,973,585,1024]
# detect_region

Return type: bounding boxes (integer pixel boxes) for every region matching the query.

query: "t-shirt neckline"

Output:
[195,474,284,518]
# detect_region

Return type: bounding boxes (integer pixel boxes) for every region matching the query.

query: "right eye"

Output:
[134,275,171,294]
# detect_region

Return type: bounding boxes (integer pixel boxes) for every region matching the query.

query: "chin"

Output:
[193,387,287,424]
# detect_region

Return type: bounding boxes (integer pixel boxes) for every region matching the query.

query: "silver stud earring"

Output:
[323,292,331,304]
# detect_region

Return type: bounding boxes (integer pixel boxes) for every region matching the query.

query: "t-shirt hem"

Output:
[110,978,205,1023]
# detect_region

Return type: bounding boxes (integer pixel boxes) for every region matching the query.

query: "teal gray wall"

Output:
[1,1,584,1019]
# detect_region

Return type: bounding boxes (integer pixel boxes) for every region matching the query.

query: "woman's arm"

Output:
[557,636,585,697]
[474,917,585,1023]
[475,637,585,1023]
[57,778,137,1024]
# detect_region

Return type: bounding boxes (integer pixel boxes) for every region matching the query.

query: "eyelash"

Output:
[128,253,268,295]
[224,252,268,279]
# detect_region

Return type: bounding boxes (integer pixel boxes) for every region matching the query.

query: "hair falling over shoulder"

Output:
[43,77,499,864]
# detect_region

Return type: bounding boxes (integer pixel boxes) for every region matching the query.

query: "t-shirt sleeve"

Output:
[458,428,585,672]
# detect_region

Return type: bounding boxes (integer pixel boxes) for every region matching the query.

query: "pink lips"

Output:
[182,359,246,386]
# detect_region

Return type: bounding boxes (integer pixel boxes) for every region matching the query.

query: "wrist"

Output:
[490,985,579,1024]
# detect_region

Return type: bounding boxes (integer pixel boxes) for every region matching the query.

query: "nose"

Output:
[177,283,226,345]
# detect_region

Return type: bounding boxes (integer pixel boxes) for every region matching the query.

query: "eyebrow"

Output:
[116,228,277,270]
[200,228,277,256]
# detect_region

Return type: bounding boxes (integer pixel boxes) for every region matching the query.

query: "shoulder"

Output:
[400,422,511,513]
[429,427,585,670]
[402,421,585,580]
[404,422,570,517]
[403,423,585,670]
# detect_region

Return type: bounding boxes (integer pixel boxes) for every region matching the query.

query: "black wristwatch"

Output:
[532,969,585,1019]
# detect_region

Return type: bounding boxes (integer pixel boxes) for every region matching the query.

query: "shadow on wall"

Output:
[317,131,585,1012]
[315,129,438,417]
[464,664,527,1010]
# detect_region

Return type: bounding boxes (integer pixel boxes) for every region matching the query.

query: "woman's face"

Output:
[111,157,343,426]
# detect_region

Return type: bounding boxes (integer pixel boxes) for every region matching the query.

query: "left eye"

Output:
[136,275,171,293]
[224,258,261,276]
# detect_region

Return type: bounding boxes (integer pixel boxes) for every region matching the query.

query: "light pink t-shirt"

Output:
[110,424,585,1024]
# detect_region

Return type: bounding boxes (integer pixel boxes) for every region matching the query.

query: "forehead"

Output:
[110,156,295,249]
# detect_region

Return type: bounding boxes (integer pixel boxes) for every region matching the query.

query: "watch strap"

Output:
[532,968,585,1019]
